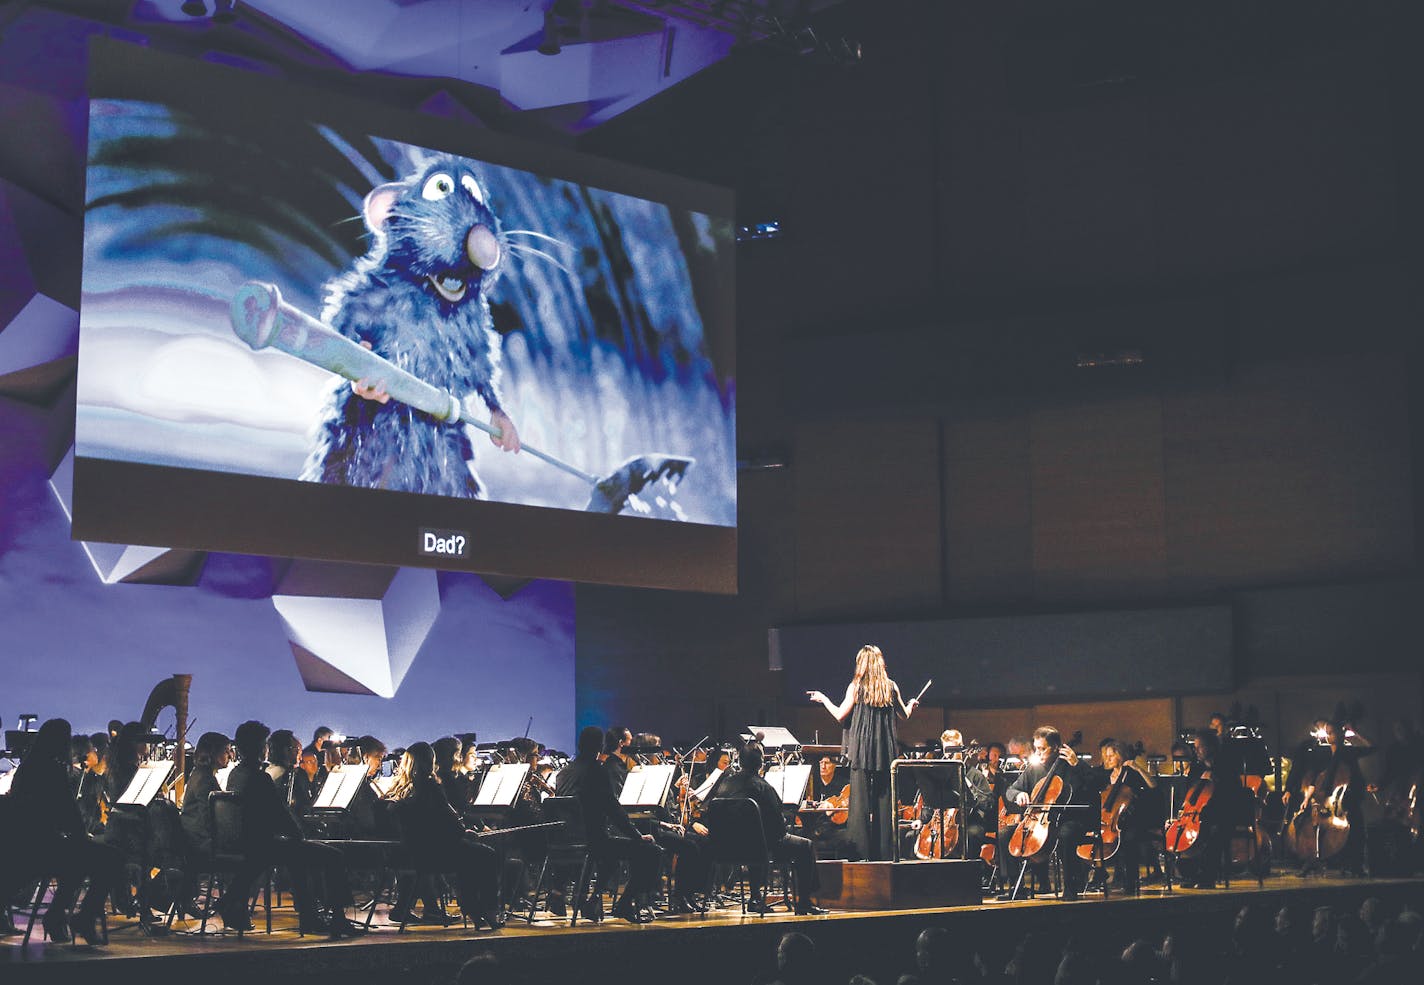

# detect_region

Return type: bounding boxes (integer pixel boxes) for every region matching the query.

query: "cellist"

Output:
[995,726,1092,901]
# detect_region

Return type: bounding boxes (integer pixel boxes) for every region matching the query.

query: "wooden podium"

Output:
[814,860,982,910]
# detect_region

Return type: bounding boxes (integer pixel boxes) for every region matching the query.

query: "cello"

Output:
[1079,762,1134,865]
[1007,746,1075,864]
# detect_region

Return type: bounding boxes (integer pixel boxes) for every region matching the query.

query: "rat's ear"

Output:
[363,183,404,235]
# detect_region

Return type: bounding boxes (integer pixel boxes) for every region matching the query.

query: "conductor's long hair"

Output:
[853,644,894,708]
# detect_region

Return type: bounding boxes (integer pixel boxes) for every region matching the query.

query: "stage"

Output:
[4,870,1422,985]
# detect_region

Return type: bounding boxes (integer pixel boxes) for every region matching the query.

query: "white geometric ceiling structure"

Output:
[273,563,441,697]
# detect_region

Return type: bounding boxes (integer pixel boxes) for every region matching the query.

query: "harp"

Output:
[140,674,192,801]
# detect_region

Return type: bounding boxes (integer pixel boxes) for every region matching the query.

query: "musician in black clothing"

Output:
[555,725,663,923]
[221,720,365,938]
[802,756,857,860]
[292,747,321,812]
[603,726,633,793]
[347,735,391,838]
[1086,739,1155,895]
[711,742,826,915]
[995,726,1092,901]
[71,735,107,836]
[1175,730,1231,888]
[181,732,230,859]
[432,736,474,812]
[5,719,125,944]
[386,742,502,929]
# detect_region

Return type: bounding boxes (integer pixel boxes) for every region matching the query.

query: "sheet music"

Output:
[764,764,813,806]
[619,764,675,807]
[215,764,235,791]
[0,771,13,796]
[542,768,561,801]
[692,768,723,801]
[313,764,368,809]
[372,774,399,798]
[473,763,528,807]
[117,762,171,805]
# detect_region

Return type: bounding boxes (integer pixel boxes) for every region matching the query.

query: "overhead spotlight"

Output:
[537,10,561,56]
[213,0,238,23]
[180,0,208,16]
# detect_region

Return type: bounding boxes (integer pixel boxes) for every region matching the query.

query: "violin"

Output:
[1007,750,1075,863]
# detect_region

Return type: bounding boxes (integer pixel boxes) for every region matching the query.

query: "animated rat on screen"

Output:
[301,156,521,497]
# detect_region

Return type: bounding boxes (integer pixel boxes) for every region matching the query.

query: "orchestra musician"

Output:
[1175,729,1232,889]
[932,729,994,859]
[384,742,502,929]
[293,746,321,813]
[432,736,474,812]
[4,719,126,945]
[266,729,301,805]
[808,644,920,861]
[996,726,1091,901]
[555,725,664,923]
[221,721,366,938]
[801,756,857,860]
[180,731,230,861]
[602,727,634,794]
[1090,739,1156,895]
[709,742,826,915]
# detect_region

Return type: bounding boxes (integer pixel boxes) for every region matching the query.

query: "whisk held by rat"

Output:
[302,155,541,498]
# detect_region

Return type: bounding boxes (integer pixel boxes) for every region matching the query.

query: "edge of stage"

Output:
[4,871,1422,985]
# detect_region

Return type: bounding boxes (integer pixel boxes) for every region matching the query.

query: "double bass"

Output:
[1286,757,1352,862]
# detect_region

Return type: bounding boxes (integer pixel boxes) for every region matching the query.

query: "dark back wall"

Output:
[573,1,1424,741]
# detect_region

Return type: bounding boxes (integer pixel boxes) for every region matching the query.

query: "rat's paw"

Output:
[490,411,520,453]
[351,378,390,403]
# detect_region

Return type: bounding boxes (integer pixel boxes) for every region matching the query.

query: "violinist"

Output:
[808,643,920,861]
[266,729,301,805]
[995,726,1091,901]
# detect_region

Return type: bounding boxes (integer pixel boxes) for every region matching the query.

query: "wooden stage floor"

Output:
[5,871,1423,985]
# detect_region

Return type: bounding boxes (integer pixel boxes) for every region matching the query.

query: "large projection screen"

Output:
[74,40,736,594]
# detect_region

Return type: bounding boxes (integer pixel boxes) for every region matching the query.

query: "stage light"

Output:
[537,11,561,56]
[180,0,207,16]
[213,0,237,24]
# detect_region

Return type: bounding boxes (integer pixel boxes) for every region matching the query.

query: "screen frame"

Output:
[74,39,736,595]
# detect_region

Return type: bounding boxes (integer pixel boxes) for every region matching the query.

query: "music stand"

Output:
[117,762,173,806]
[312,764,368,810]
[619,764,676,811]
[764,764,813,807]
[746,726,800,751]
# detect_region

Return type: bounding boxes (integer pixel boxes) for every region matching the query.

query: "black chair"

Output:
[702,798,790,915]
[522,797,589,925]
[202,791,276,937]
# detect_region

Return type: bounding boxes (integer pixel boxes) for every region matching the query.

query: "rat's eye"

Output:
[461,175,486,205]
[421,173,456,201]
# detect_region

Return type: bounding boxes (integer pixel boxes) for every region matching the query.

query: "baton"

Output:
[913,680,932,703]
